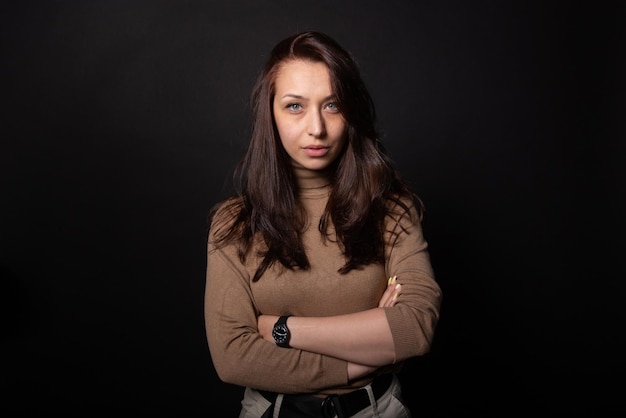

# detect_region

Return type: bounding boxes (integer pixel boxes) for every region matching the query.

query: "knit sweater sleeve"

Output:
[384,202,443,362]
[204,205,348,394]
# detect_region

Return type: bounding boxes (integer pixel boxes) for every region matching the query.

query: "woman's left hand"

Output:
[378,276,401,308]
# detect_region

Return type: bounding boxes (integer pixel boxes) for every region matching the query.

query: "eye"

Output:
[286,103,302,112]
[325,102,340,112]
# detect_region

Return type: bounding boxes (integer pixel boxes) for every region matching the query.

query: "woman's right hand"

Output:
[347,362,379,381]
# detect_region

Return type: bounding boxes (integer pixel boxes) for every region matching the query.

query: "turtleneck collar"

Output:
[293,166,332,190]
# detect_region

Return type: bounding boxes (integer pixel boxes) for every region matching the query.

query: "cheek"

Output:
[276,120,299,147]
[330,120,347,143]
[277,126,294,149]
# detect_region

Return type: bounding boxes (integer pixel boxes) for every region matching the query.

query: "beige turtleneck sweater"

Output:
[204,169,441,396]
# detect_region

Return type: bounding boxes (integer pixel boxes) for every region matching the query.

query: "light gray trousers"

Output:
[238,374,412,418]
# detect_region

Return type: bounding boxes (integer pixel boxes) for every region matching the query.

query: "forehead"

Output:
[273,59,332,93]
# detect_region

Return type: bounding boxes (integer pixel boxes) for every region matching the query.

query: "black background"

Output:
[2,1,624,416]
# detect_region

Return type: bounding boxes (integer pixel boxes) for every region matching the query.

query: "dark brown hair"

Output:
[208,31,423,281]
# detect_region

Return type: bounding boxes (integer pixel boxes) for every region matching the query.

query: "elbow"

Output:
[413,333,435,356]
[210,348,251,386]
[394,328,435,361]
[208,334,261,387]
[213,363,241,385]
[207,339,241,385]
[413,312,440,356]
[390,308,440,361]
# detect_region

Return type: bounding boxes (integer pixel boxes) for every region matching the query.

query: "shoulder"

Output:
[385,194,423,225]
[383,195,428,252]
[208,196,244,238]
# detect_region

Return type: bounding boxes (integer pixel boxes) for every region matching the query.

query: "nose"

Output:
[307,109,326,138]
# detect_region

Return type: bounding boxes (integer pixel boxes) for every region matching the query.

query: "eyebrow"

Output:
[279,93,337,101]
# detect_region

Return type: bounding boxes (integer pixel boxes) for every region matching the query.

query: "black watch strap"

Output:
[272,315,292,348]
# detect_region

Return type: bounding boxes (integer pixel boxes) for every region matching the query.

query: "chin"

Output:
[302,163,332,171]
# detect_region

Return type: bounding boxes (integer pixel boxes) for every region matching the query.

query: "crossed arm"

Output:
[257,277,402,380]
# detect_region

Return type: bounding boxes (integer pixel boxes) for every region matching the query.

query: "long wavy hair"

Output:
[208,31,424,281]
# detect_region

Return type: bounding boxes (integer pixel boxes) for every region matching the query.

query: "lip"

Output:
[302,146,330,157]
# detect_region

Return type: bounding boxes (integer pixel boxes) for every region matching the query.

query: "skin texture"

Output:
[273,59,347,172]
[258,59,402,380]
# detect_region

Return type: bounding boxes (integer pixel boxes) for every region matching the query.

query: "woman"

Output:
[205,31,442,418]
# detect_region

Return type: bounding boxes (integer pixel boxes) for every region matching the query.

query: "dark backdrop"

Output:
[2,1,624,416]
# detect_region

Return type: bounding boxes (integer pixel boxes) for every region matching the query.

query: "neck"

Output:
[293,166,331,189]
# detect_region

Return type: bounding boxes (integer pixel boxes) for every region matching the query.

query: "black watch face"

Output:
[273,324,289,344]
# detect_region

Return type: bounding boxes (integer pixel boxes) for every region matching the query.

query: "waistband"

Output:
[259,373,393,418]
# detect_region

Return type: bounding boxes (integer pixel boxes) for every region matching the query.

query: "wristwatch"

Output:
[272,315,292,348]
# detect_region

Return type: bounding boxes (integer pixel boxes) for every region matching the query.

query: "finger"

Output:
[378,276,395,307]
[390,283,401,307]
[379,276,399,307]
[382,283,401,307]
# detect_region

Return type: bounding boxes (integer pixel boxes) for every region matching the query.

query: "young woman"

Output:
[205,31,442,418]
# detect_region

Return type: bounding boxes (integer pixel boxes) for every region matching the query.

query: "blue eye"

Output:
[286,103,302,111]
[326,102,339,111]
